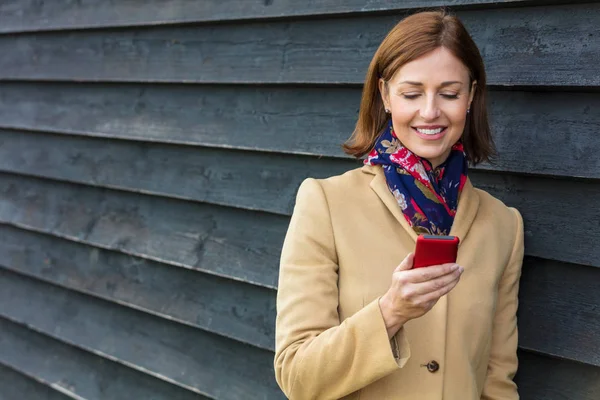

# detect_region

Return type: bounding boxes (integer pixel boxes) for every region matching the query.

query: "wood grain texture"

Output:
[0,4,598,86]
[1,223,599,366]
[0,268,598,400]
[0,317,209,400]
[469,170,600,268]
[0,173,287,289]
[1,1,597,399]
[2,153,600,268]
[1,83,599,177]
[517,257,600,367]
[0,129,355,214]
[0,225,276,350]
[516,350,600,400]
[0,0,585,34]
[0,269,284,400]
[0,362,72,400]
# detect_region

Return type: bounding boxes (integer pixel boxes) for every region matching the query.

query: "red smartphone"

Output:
[413,234,460,269]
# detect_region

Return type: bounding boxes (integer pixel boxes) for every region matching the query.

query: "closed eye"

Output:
[441,94,459,99]
[402,93,460,100]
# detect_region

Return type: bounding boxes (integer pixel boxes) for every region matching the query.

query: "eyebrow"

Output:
[398,80,463,87]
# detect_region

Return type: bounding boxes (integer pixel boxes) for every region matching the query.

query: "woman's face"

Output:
[379,47,476,168]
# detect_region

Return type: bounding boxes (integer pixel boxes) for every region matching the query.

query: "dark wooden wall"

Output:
[0,1,599,399]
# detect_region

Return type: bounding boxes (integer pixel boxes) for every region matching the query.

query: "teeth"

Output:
[416,127,444,135]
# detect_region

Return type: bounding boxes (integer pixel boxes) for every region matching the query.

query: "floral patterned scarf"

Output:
[364,121,468,236]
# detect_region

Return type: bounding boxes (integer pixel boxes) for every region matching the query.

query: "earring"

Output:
[385,108,390,114]
[467,108,470,114]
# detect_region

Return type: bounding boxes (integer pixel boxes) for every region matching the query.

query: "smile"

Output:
[415,127,446,135]
[412,126,448,140]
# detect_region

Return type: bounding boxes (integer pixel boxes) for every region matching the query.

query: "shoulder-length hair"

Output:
[343,10,496,165]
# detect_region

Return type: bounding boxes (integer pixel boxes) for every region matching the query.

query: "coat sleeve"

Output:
[481,208,524,400]
[274,178,410,400]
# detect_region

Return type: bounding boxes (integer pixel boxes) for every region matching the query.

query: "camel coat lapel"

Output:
[363,164,480,246]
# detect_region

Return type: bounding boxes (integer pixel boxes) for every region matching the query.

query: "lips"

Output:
[415,127,444,135]
[412,126,448,140]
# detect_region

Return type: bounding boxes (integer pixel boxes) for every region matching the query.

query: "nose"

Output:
[420,96,440,120]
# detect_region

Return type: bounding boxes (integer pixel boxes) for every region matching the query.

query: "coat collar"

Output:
[362,164,480,245]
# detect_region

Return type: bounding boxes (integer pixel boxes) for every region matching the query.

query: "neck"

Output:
[425,150,452,169]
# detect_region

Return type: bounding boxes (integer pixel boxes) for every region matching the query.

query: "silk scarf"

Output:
[364,121,468,236]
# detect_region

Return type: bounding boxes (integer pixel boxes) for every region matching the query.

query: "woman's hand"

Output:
[379,253,464,338]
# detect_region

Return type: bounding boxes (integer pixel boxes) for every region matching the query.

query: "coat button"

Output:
[426,360,440,373]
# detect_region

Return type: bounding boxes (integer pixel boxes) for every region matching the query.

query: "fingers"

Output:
[411,267,463,296]
[391,265,463,307]
[420,273,462,303]
[402,262,462,283]
[384,259,464,324]
[394,252,415,272]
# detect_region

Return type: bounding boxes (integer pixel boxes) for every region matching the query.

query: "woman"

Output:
[274,10,524,400]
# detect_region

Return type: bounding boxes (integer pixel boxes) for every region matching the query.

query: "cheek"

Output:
[390,114,416,137]
[451,114,467,127]
[445,104,469,127]
[389,101,418,125]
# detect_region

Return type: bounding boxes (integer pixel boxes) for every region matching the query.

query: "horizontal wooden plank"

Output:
[2,150,600,268]
[0,225,276,351]
[0,129,354,214]
[2,224,599,366]
[0,0,586,34]
[0,4,598,86]
[0,317,208,400]
[0,268,284,400]
[516,350,600,400]
[0,172,286,289]
[1,268,598,400]
[319,166,598,270]
[517,257,600,367]
[1,83,599,178]
[0,362,72,400]
[469,170,600,268]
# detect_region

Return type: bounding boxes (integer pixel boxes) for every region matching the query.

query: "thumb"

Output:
[394,252,414,272]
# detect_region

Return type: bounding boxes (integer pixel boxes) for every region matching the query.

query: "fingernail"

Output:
[459,267,464,274]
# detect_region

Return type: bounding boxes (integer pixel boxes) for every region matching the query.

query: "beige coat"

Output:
[274,165,524,400]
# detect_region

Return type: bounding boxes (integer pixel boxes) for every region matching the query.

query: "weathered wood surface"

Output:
[0,362,72,400]
[2,159,600,268]
[0,317,209,400]
[0,173,287,289]
[516,350,600,400]
[1,224,599,366]
[0,225,275,350]
[517,257,600,367]
[0,129,355,213]
[0,0,587,33]
[1,1,598,398]
[468,170,600,268]
[0,266,598,399]
[0,269,284,400]
[2,127,600,220]
[0,4,599,86]
[1,83,599,178]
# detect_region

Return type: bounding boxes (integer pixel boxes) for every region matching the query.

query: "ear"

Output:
[468,80,477,109]
[378,78,390,110]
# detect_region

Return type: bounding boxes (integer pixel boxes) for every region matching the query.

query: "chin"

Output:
[408,146,446,161]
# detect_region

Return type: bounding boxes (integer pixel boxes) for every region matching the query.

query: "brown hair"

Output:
[343,10,496,165]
